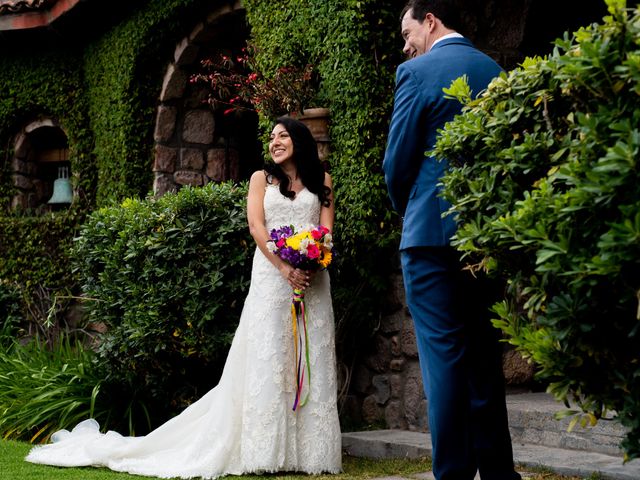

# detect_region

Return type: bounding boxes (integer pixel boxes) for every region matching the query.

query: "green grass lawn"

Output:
[1,439,432,480]
[1,439,599,480]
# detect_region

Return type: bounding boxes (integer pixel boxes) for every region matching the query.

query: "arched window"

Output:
[12,119,72,213]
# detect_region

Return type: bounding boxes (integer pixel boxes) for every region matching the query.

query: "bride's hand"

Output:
[306,270,317,285]
[280,265,310,290]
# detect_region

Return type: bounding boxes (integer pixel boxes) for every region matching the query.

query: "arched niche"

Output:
[153,1,262,197]
[11,118,73,213]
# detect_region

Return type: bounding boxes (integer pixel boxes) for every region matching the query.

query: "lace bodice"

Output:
[264,184,322,232]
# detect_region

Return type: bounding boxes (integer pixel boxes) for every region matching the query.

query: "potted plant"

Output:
[191,45,330,159]
[191,46,317,119]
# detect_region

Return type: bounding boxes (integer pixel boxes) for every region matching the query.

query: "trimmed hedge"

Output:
[73,182,252,427]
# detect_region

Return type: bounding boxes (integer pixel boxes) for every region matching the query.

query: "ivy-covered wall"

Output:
[0,0,219,326]
[83,0,215,203]
[1,0,404,352]
[0,48,94,326]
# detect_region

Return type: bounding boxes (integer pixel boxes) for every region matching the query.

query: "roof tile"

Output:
[0,0,57,16]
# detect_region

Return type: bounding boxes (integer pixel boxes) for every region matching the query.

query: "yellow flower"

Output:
[319,249,332,268]
[286,231,313,250]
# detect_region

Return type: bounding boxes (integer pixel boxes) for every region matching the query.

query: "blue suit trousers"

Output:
[401,247,520,480]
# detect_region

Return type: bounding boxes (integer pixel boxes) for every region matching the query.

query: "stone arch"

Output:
[11,118,73,212]
[153,0,261,197]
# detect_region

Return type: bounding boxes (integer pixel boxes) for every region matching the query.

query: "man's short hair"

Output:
[400,0,462,32]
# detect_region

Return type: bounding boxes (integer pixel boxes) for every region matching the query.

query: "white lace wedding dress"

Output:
[26,184,342,479]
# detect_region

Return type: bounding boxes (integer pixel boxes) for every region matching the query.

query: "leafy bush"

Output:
[0,337,106,442]
[0,281,21,346]
[73,182,251,428]
[435,0,640,459]
[0,213,83,339]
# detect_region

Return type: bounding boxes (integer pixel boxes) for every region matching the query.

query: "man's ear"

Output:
[424,12,436,31]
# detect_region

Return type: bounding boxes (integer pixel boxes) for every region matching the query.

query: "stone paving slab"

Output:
[507,392,625,456]
[512,442,640,480]
[343,429,431,459]
[342,429,640,480]
[365,471,538,480]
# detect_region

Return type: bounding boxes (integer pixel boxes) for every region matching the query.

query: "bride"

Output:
[26,117,342,479]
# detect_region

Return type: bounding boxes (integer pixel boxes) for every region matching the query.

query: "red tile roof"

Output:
[0,0,83,30]
[0,0,57,16]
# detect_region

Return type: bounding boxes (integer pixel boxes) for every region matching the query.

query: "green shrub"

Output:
[435,0,640,459]
[0,213,83,340]
[73,182,251,428]
[0,337,106,442]
[0,281,21,346]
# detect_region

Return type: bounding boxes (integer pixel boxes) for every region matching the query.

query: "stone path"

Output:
[342,392,640,480]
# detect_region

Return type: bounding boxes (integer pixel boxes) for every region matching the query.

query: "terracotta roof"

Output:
[0,0,83,31]
[0,0,57,16]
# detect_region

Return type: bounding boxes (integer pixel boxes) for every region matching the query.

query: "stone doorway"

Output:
[153,1,262,197]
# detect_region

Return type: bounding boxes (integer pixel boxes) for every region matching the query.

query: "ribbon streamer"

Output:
[291,288,311,411]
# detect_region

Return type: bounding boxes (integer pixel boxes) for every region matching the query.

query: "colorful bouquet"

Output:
[267,225,333,411]
[267,224,333,271]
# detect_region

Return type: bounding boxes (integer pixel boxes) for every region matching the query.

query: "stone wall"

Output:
[348,268,429,431]
[152,1,260,197]
[344,266,536,432]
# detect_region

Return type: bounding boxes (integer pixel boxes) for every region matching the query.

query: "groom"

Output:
[383,1,520,479]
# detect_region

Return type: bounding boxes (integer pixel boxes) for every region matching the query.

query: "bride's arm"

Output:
[319,172,335,232]
[247,170,309,290]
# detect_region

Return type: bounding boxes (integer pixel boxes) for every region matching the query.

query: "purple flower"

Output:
[270,225,294,242]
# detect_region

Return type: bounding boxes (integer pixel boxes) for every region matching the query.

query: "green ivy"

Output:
[0,48,94,328]
[435,0,640,459]
[0,213,80,312]
[83,0,211,204]
[0,281,21,345]
[0,0,210,331]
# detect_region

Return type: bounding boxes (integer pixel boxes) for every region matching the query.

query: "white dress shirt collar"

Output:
[430,32,464,51]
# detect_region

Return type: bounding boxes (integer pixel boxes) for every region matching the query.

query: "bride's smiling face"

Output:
[269,124,294,166]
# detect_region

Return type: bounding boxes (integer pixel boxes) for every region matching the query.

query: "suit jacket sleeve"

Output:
[383,63,426,216]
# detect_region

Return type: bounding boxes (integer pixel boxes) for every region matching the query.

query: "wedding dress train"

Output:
[26,184,342,479]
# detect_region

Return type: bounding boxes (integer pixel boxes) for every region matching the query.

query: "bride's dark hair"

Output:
[264,116,331,207]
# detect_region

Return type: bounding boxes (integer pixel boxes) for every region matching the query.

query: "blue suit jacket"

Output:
[383,37,502,250]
